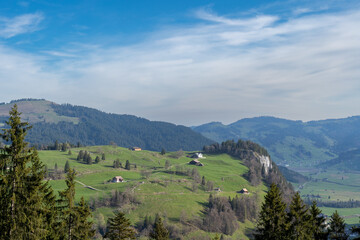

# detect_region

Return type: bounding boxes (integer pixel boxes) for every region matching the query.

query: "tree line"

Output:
[202,194,258,235]
[305,198,360,208]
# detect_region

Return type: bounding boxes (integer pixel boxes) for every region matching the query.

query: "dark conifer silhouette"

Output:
[104,211,136,240]
[150,216,169,240]
[254,183,288,240]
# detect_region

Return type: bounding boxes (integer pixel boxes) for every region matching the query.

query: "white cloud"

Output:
[2,7,360,125]
[0,13,44,38]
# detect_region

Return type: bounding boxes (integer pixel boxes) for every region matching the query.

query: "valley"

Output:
[292,169,360,224]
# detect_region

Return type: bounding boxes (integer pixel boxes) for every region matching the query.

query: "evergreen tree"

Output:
[55,162,58,173]
[113,160,121,169]
[86,155,93,165]
[309,201,328,240]
[0,104,56,239]
[351,218,360,240]
[328,210,348,240]
[57,168,94,239]
[125,160,130,170]
[95,156,100,164]
[150,216,169,240]
[161,148,166,155]
[68,150,72,155]
[201,176,206,186]
[286,192,312,240]
[64,160,70,173]
[75,197,95,240]
[57,168,78,239]
[104,211,136,240]
[77,150,84,161]
[253,183,288,240]
[102,153,106,160]
[55,140,60,150]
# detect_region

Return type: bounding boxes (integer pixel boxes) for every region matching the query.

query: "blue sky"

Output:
[1,0,360,125]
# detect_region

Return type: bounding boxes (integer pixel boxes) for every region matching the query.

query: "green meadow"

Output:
[39,146,267,239]
[296,169,360,224]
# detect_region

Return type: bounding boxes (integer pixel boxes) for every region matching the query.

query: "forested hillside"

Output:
[194,116,360,168]
[0,99,214,151]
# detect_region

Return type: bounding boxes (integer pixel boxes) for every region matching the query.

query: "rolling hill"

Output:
[0,99,214,151]
[193,116,360,168]
[37,140,291,239]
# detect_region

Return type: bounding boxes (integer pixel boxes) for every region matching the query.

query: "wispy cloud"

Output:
[1,6,360,125]
[0,13,44,38]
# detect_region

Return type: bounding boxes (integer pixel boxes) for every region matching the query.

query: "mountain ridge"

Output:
[0,99,214,151]
[193,115,360,168]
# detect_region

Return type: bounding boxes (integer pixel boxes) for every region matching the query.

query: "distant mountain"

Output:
[193,116,360,167]
[0,99,214,151]
[318,148,360,171]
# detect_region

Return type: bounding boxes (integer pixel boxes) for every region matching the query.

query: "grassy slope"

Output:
[39,146,267,239]
[0,100,79,124]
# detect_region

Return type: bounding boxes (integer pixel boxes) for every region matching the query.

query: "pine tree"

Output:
[253,183,288,240]
[55,140,60,150]
[95,156,100,164]
[77,150,84,161]
[351,223,360,240]
[125,160,130,170]
[150,216,169,240]
[201,176,206,186]
[102,153,106,160]
[309,201,328,240]
[286,192,312,240]
[74,197,95,240]
[64,160,70,173]
[57,168,78,239]
[86,155,93,165]
[328,210,348,240]
[0,104,56,239]
[55,162,58,172]
[161,148,166,155]
[68,150,72,155]
[113,160,121,168]
[104,211,136,240]
[57,169,95,239]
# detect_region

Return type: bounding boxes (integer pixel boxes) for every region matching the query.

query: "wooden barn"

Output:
[112,176,124,183]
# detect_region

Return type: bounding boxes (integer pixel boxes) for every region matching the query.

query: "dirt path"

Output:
[75,180,102,191]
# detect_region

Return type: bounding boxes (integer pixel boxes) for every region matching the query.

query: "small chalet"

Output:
[112,176,124,183]
[189,159,204,166]
[239,188,249,194]
[131,147,142,151]
[190,153,205,158]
